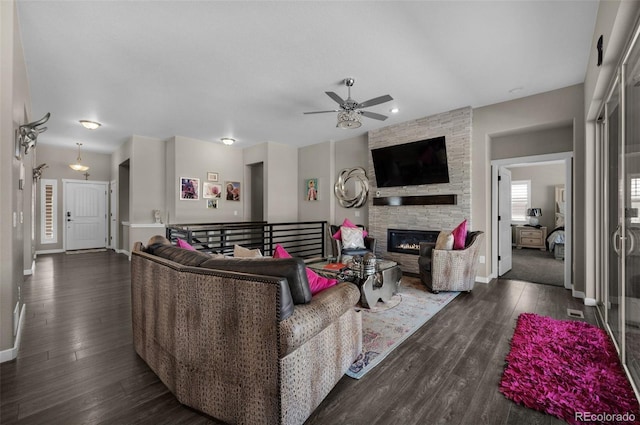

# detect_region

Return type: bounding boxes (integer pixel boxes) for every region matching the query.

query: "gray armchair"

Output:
[329,224,376,258]
[418,231,485,293]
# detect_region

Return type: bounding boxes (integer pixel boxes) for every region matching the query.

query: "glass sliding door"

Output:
[606,77,623,351]
[624,35,640,387]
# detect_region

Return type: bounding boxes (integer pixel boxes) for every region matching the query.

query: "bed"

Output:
[548,185,566,260]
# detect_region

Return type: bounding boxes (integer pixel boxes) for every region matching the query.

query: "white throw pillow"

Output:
[233,244,263,258]
[435,231,454,250]
[340,226,365,249]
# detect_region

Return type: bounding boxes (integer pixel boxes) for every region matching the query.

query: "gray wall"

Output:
[0,0,32,352]
[492,125,573,160]
[334,134,369,227]
[473,84,584,289]
[265,142,298,222]
[298,141,333,222]
[508,162,566,231]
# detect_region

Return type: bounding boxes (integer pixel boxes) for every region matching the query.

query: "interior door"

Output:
[498,167,513,275]
[109,180,117,249]
[64,181,108,250]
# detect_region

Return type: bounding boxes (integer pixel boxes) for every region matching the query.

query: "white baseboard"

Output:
[0,304,26,363]
[475,276,492,284]
[116,249,131,260]
[35,249,65,256]
[584,298,597,307]
[23,260,35,276]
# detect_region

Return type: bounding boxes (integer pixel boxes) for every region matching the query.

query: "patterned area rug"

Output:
[347,277,459,379]
[500,313,639,425]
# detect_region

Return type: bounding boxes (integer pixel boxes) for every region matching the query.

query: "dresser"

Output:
[515,226,547,251]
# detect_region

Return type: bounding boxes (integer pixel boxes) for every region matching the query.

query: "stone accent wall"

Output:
[368,107,472,274]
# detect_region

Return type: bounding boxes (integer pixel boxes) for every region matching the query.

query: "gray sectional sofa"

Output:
[131,238,362,425]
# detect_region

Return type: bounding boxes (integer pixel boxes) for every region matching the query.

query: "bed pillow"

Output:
[452,219,468,250]
[435,231,454,250]
[332,218,368,240]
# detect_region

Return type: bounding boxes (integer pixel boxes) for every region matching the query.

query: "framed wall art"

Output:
[305,178,318,201]
[207,172,219,182]
[179,177,200,200]
[225,181,240,201]
[203,182,222,198]
[207,199,219,209]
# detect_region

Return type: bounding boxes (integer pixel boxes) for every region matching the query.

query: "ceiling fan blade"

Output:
[303,110,340,115]
[357,94,393,109]
[325,91,345,105]
[360,110,389,121]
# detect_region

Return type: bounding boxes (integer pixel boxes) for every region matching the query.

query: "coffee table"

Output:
[307,258,402,308]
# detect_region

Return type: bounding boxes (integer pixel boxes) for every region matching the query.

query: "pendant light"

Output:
[69,142,89,172]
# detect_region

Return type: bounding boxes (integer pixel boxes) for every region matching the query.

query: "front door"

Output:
[64,180,108,250]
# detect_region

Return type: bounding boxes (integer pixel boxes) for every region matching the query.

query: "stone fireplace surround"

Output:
[368,107,472,275]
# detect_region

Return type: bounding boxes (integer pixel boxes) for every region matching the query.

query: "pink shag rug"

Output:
[500,313,639,425]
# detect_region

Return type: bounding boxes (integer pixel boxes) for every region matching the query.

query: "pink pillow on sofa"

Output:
[452,219,468,250]
[331,218,368,240]
[273,244,337,295]
[176,238,196,251]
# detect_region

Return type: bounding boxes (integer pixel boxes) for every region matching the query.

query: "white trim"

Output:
[584,298,597,307]
[129,223,165,228]
[35,249,65,255]
[475,276,492,284]
[116,249,131,260]
[0,304,26,363]
[23,260,35,276]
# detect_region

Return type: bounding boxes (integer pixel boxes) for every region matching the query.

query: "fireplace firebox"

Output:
[387,229,440,255]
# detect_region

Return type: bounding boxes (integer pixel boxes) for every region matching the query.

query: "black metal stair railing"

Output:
[166,221,327,259]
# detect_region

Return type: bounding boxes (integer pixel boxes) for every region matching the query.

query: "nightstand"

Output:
[515,226,547,251]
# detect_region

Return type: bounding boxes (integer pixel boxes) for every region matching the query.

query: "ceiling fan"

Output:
[304,78,393,129]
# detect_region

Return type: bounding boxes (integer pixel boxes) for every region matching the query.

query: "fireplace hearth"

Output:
[387,229,440,255]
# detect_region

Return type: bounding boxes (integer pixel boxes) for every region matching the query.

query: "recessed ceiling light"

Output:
[79,120,101,130]
[390,107,399,114]
[221,138,235,145]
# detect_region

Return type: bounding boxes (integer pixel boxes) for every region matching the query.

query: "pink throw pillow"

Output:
[452,219,468,250]
[273,244,336,295]
[176,238,196,251]
[307,268,338,295]
[273,244,291,259]
[332,218,368,240]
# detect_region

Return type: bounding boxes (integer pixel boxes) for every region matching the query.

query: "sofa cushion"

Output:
[200,257,312,304]
[273,244,337,295]
[331,218,368,240]
[278,281,360,357]
[176,238,196,250]
[233,244,263,258]
[435,231,454,250]
[151,244,212,266]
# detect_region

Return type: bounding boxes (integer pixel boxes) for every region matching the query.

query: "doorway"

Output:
[491,152,573,290]
[63,180,108,250]
[248,162,264,222]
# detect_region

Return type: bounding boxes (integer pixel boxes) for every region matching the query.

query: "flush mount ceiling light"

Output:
[337,110,362,129]
[69,142,89,172]
[390,107,399,114]
[221,138,235,145]
[79,120,101,130]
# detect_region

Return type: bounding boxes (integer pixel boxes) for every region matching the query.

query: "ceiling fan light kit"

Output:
[304,77,393,129]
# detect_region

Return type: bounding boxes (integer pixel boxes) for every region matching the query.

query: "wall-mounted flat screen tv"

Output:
[371,136,450,187]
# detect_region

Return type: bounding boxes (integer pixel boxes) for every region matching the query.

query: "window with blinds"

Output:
[511,180,531,223]
[40,179,57,244]
[630,176,640,224]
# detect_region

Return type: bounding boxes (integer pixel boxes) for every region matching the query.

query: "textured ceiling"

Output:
[17,0,599,153]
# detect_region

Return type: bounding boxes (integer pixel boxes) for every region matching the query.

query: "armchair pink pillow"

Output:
[331,218,368,240]
[451,219,468,250]
[273,244,337,295]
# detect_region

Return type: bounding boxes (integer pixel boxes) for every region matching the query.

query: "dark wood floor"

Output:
[0,251,597,425]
